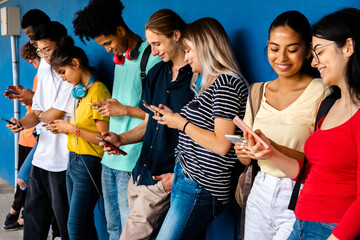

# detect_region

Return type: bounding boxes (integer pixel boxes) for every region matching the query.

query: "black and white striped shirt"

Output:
[176,73,248,203]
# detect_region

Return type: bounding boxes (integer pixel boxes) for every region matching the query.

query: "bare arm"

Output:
[100,114,148,155]
[92,98,146,119]
[151,105,235,156]
[46,119,109,144]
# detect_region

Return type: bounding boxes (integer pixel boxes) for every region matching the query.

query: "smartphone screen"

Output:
[96,136,127,156]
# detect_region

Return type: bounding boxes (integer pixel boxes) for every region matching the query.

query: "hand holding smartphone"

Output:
[96,136,127,156]
[142,100,161,115]
[1,118,22,128]
[5,89,20,95]
[233,116,269,149]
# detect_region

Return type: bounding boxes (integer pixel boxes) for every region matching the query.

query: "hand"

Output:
[45,120,74,134]
[99,131,122,155]
[151,105,186,130]
[234,141,254,165]
[244,130,273,160]
[17,88,35,106]
[153,173,174,193]
[92,98,127,117]
[17,178,27,189]
[327,234,339,240]
[4,85,22,100]
[6,118,23,133]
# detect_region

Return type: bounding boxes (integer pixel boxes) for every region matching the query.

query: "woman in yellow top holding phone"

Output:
[46,44,111,240]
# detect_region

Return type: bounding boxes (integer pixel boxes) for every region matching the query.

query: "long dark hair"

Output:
[50,45,93,74]
[268,10,318,78]
[312,8,360,104]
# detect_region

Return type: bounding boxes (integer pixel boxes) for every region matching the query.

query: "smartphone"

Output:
[5,89,19,95]
[142,100,160,115]
[233,116,269,149]
[96,136,127,156]
[1,118,21,127]
[224,134,246,145]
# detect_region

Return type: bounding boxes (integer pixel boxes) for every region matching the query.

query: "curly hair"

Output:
[73,0,127,44]
[21,42,38,60]
[21,9,50,29]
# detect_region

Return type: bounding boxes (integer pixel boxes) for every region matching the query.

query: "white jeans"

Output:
[244,171,296,240]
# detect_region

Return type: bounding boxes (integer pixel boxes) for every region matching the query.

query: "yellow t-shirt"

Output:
[67,81,111,158]
[243,78,327,178]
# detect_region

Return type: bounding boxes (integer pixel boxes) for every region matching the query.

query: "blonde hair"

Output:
[182,17,247,94]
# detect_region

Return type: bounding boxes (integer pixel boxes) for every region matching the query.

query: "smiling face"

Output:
[183,39,202,73]
[94,26,128,56]
[311,37,349,86]
[267,26,309,79]
[145,29,179,62]
[36,39,57,64]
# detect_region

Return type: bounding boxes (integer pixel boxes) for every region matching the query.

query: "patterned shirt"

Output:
[176,73,248,203]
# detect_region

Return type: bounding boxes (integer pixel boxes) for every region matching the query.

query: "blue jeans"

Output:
[101,164,131,240]
[17,141,38,188]
[288,218,360,240]
[156,161,226,240]
[66,152,102,240]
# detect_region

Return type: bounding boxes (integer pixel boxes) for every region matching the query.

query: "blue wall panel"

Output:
[0,0,359,239]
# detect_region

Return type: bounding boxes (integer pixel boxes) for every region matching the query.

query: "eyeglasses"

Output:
[312,43,335,63]
[36,46,53,58]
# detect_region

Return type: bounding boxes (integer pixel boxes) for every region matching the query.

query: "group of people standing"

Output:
[1,0,360,240]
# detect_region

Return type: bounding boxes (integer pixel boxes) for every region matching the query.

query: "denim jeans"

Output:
[17,141,38,187]
[66,152,102,240]
[101,164,131,240]
[24,165,69,240]
[288,218,360,240]
[156,161,226,240]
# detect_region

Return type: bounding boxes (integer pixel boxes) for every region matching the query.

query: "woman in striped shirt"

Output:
[151,17,248,239]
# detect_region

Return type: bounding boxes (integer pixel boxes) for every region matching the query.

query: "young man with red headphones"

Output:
[72,1,160,239]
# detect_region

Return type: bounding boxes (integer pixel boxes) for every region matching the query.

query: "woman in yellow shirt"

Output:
[46,44,111,239]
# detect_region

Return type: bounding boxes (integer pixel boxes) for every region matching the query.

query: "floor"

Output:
[0,178,23,240]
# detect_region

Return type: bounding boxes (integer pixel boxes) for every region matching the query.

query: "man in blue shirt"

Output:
[72,1,160,239]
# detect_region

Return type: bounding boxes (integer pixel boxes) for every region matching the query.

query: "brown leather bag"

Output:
[234,82,264,238]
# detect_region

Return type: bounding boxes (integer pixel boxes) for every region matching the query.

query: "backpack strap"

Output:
[140,45,152,94]
[288,92,340,210]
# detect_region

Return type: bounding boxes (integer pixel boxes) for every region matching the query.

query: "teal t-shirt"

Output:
[101,42,161,172]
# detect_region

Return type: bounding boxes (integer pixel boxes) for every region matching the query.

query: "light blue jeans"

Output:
[156,161,226,240]
[101,164,131,240]
[288,218,360,240]
[17,141,38,188]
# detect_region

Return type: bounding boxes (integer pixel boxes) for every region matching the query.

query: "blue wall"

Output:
[0,0,359,239]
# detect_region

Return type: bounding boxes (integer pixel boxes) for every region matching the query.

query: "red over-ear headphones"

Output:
[113,35,143,65]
